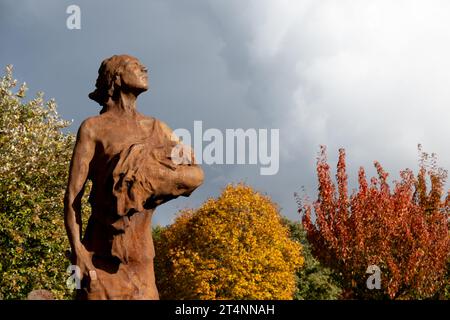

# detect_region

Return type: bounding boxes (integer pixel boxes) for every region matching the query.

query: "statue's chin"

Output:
[135,85,148,95]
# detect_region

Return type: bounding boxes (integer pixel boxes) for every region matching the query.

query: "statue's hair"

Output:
[89,54,136,105]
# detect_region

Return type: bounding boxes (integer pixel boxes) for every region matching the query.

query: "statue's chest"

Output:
[102,132,150,156]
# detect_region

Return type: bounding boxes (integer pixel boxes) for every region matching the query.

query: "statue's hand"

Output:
[72,246,95,281]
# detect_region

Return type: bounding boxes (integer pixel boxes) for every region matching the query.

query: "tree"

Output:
[299,146,450,299]
[282,218,342,300]
[154,183,304,299]
[0,65,75,299]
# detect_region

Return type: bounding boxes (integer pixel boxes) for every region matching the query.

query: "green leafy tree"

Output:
[152,224,165,244]
[282,218,342,300]
[0,65,75,299]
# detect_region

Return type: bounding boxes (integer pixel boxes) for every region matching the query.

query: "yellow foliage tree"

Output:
[154,183,304,300]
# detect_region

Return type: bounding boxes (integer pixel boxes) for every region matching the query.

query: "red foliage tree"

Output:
[299,146,450,299]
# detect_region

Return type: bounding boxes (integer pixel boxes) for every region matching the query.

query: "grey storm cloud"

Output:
[1,0,449,225]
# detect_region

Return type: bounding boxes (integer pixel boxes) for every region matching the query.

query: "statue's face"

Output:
[120,58,149,93]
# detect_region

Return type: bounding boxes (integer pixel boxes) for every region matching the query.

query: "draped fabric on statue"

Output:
[112,120,198,219]
[79,119,202,300]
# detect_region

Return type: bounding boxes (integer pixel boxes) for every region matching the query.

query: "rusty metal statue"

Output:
[64,54,204,299]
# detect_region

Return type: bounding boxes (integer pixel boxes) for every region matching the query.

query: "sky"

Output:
[1,0,449,226]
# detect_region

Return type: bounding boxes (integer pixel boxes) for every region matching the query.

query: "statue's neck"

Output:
[102,91,138,116]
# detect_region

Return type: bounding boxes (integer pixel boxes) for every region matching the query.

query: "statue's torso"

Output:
[75,110,202,300]
[80,112,161,300]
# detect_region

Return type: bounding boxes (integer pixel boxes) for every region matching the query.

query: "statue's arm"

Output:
[146,163,204,208]
[158,119,204,192]
[150,121,204,204]
[64,120,96,274]
[176,164,204,195]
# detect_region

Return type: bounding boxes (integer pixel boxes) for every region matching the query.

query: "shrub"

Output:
[154,183,304,299]
[282,218,342,300]
[0,65,75,299]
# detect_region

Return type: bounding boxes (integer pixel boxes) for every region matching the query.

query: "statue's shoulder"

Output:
[77,115,101,139]
[139,114,179,143]
[80,115,101,127]
[82,112,125,128]
[137,114,156,126]
[155,118,179,143]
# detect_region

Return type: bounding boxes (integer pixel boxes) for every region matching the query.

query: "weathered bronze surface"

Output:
[64,55,203,299]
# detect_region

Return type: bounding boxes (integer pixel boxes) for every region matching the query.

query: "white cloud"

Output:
[198,0,450,219]
[283,0,450,168]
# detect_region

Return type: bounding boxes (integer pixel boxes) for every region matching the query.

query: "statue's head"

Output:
[89,54,148,106]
